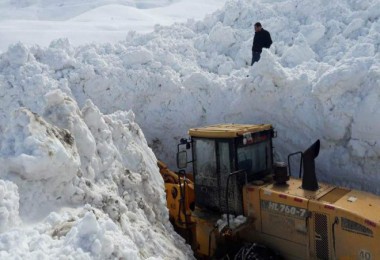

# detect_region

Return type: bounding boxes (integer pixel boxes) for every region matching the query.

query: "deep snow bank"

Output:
[10,0,376,192]
[0,44,192,258]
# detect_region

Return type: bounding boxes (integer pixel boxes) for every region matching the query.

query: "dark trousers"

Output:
[251,51,261,65]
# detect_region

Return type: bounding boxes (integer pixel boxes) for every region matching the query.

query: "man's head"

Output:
[254,22,262,32]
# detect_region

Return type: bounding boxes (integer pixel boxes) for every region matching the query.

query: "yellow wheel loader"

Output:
[159,123,380,259]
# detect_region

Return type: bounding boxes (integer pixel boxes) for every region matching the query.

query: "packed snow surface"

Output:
[0,0,380,259]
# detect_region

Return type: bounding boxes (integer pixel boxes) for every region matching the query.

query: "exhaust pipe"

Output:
[302,140,320,191]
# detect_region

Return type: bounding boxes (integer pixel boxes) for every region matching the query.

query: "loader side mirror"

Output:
[177,150,188,169]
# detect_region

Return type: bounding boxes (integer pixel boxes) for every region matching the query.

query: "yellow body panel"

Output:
[191,209,220,257]
[243,185,263,232]
[334,189,380,224]
[307,189,380,260]
[240,177,380,260]
[319,187,350,204]
[241,180,309,259]
[189,123,273,138]
[159,161,195,228]
[263,178,335,200]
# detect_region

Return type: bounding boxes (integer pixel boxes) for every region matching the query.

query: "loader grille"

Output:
[314,213,330,260]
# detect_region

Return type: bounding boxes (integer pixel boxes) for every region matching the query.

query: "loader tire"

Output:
[234,243,282,260]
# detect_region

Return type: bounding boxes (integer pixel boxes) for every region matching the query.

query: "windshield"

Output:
[194,139,217,186]
[237,140,272,177]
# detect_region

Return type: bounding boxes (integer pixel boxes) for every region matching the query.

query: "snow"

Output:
[0,0,379,259]
[0,0,227,52]
[216,214,247,232]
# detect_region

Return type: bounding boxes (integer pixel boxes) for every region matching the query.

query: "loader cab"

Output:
[179,124,274,215]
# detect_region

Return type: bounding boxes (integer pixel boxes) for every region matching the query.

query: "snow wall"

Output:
[0,0,380,258]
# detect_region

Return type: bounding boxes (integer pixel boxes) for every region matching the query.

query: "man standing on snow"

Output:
[251,22,272,65]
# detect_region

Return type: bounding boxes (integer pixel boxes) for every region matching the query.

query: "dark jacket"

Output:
[252,29,272,53]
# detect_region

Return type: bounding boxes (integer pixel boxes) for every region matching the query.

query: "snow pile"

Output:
[0,181,20,233]
[0,45,192,258]
[0,0,379,258]
[216,215,247,232]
